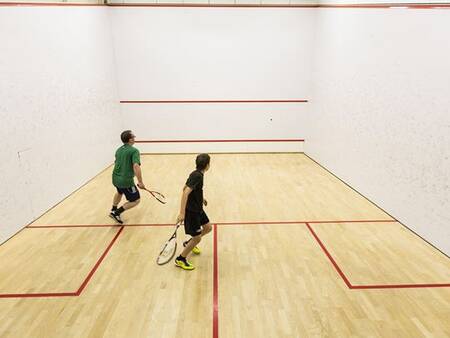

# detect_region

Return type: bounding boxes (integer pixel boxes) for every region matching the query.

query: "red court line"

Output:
[317,3,450,8]
[27,223,174,228]
[27,219,397,229]
[218,219,396,226]
[0,291,76,299]
[120,100,308,103]
[136,139,305,143]
[306,222,450,290]
[213,224,219,338]
[75,226,124,295]
[109,4,316,7]
[0,2,105,6]
[27,224,118,228]
[0,227,123,299]
[107,3,450,9]
[351,283,450,289]
[305,223,352,288]
[2,2,449,9]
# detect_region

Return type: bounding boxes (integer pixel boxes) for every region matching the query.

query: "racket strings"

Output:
[156,223,182,265]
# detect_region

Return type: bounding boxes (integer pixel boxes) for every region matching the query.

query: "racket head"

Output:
[150,191,166,204]
[143,188,166,204]
[156,237,177,265]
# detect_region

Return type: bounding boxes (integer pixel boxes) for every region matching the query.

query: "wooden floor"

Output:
[0,153,449,337]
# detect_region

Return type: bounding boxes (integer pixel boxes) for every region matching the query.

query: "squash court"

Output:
[2,2,450,337]
[0,154,449,337]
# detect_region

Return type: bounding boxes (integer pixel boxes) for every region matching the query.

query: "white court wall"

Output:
[307,9,450,254]
[0,7,122,243]
[110,8,315,152]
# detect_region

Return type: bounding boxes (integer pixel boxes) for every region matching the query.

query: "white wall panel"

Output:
[308,9,450,254]
[0,7,122,243]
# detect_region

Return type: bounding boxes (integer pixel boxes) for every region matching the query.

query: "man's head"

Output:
[196,153,211,172]
[121,130,136,145]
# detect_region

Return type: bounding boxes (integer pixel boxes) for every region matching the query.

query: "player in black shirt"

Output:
[175,154,212,270]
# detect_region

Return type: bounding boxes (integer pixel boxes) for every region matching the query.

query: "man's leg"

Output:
[183,222,212,254]
[111,186,141,224]
[112,192,123,211]
[181,234,202,258]
[200,222,212,236]
[115,198,140,214]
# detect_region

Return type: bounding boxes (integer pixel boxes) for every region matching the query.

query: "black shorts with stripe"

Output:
[184,209,210,236]
[115,185,140,202]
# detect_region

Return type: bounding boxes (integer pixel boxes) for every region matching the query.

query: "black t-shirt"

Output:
[185,170,204,212]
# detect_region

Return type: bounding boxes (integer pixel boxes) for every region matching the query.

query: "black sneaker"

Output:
[109,211,123,224]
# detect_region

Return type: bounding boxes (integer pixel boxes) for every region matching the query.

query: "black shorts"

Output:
[184,210,210,237]
[115,185,140,202]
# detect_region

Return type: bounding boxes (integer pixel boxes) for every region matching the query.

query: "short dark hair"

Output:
[121,130,134,143]
[196,153,210,170]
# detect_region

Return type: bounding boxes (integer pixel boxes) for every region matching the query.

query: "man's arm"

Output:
[176,185,192,223]
[133,163,145,189]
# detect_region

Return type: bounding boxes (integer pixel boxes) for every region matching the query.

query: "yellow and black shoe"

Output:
[175,256,195,270]
[183,240,201,255]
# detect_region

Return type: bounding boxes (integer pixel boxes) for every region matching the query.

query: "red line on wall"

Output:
[106,2,450,8]
[318,3,450,8]
[136,139,305,143]
[120,100,308,104]
[2,2,449,8]
[213,224,219,338]
[109,3,317,7]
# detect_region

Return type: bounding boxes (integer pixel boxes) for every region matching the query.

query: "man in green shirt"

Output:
[109,130,146,224]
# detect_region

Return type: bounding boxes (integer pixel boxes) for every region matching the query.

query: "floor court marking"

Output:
[26,218,397,228]
[0,226,124,299]
[213,224,219,338]
[305,222,450,289]
[3,220,448,308]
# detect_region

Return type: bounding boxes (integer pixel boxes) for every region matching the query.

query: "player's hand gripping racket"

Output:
[156,222,182,265]
[142,187,166,204]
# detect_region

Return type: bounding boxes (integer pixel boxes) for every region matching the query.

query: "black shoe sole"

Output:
[109,213,123,224]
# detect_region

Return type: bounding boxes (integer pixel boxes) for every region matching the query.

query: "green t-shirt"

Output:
[112,144,141,188]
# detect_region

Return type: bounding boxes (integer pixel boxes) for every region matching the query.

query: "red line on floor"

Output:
[0,2,105,6]
[213,224,219,338]
[305,223,353,288]
[0,227,123,298]
[0,292,76,299]
[350,283,450,289]
[218,219,397,226]
[27,224,118,228]
[27,223,174,228]
[26,219,397,229]
[306,222,450,289]
[76,226,124,295]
